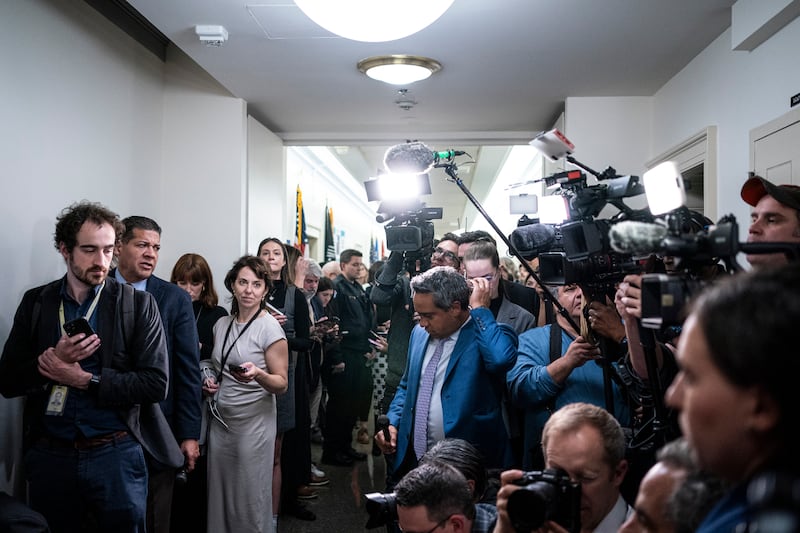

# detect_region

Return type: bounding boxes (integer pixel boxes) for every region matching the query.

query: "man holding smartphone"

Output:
[0,201,181,532]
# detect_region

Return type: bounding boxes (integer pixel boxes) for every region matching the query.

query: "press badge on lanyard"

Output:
[47,282,105,415]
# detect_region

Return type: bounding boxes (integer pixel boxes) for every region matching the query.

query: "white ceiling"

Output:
[126,0,736,236]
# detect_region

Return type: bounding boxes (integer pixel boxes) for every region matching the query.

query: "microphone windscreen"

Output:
[384,142,435,174]
[509,223,556,260]
[609,220,668,255]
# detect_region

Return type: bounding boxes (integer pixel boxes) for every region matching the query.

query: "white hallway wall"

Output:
[0,0,380,494]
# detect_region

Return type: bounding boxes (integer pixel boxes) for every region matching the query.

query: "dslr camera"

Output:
[363,491,397,529]
[506,468,581,533]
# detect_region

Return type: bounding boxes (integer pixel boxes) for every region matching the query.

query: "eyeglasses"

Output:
[432,247,459,264]
[399,515,451,533]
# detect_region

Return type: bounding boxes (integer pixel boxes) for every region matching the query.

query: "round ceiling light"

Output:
[358,55,442,85]
[294,0,455,42]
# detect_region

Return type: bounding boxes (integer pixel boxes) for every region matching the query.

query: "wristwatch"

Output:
[88,373,101,393]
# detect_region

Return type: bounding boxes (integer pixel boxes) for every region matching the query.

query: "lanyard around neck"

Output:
[58,281,105,334]
[217,310,261,382]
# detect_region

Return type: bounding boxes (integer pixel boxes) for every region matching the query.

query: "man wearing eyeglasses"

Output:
[395,462,485,533]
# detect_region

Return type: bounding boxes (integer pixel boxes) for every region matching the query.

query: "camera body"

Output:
[507,468,581,533]
[363,491,397,529]
[537,218,648,291]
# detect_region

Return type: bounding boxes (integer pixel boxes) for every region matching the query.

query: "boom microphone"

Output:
[383,142,465,174]
[609,220,668,255]
[509,223,557,260]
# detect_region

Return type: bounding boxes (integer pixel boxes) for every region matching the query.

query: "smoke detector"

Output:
[195,25,228,46]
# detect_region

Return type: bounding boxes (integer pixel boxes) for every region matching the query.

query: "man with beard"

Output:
[740,175,800,268]
[0,201,180,532]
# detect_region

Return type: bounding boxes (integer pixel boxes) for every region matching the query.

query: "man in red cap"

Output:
[740,175,800,267]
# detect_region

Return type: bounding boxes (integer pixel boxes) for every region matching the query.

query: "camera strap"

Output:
[547,321,562,413]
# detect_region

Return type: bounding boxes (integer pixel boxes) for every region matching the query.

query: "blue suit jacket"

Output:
[387,307,518,471]
[116,271,202,442]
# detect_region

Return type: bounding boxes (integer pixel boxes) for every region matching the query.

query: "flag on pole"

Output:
[324,204,336,263]
[295,186,308,255]
[369,235,378,263]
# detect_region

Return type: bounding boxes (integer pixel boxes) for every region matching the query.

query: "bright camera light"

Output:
[643,161,686,215]
[539,195,569,224]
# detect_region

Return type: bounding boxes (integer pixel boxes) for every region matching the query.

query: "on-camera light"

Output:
[364,173,432,202]
[643,161,686,215]
[539,195,570,224]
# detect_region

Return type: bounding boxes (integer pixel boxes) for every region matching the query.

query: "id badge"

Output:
[45,385,68,416]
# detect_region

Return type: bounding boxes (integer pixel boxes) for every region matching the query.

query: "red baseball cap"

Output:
[741,176,800,211]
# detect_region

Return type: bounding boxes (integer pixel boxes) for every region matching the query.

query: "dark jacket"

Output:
[142,274,202,442]
[0,277,183,468]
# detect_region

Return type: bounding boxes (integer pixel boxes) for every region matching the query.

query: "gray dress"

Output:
[205,314,286,533]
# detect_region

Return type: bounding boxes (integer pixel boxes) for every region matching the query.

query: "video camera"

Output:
[510,162,653,294]
[506,468,581,533]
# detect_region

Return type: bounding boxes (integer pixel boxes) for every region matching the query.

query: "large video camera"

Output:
[506,468,581,533]
[515,164,653,293]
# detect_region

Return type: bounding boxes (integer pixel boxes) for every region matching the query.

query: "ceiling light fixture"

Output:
[294,0,454,42]
[358,55,442,85]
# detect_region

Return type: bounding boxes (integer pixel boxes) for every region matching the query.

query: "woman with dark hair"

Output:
[257,238,316,524]
[169,253,228,531]
[202,255,288,533]
[170,253,228,360]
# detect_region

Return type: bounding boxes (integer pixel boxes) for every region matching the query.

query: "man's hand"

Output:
[374,424,398,454]
[38,347,90,387]
[181,439,201,472]
[587,299,625,343]
[615,274,642,320]
[493,470,525,533]
[54,332,100,363]
[331,361,345,374]
[563,336,601,367]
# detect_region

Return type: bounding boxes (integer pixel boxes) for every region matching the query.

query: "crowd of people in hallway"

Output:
[2,174,800,533]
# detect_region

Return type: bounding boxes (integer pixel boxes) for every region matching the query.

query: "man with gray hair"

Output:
[376,266,518,484]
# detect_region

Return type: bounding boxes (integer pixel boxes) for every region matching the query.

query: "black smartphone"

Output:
[228,363,246,374]
[63,317,95,338]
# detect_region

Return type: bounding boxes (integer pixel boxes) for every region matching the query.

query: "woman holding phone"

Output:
[202,255,288,533]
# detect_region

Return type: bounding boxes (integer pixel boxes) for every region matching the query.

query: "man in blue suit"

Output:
[375,266,518,484]
[114,216,201,533]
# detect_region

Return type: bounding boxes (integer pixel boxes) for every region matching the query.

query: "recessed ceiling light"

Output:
[357,55,442,85]
[294,0,455,42]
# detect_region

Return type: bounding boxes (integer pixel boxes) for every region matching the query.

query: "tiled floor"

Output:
[278,430,389,533]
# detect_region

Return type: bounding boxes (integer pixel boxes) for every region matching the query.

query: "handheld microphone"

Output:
[376,414,391,442]
[509,223,557,260]
[609,220,668,255]
[383,142,465,174]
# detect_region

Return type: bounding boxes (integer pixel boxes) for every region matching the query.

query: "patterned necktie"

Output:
[413,337,451,460]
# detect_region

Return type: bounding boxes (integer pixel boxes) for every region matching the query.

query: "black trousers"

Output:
[280,351,312,510]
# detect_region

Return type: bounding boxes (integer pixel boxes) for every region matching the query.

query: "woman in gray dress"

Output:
[202,255,288,533]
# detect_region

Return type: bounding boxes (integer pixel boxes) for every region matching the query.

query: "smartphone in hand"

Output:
[265,302,285,316]
[228,363,246,374]
[63,317,95,338]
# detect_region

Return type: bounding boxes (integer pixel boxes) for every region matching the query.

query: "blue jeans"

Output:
[24,434,148,533]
